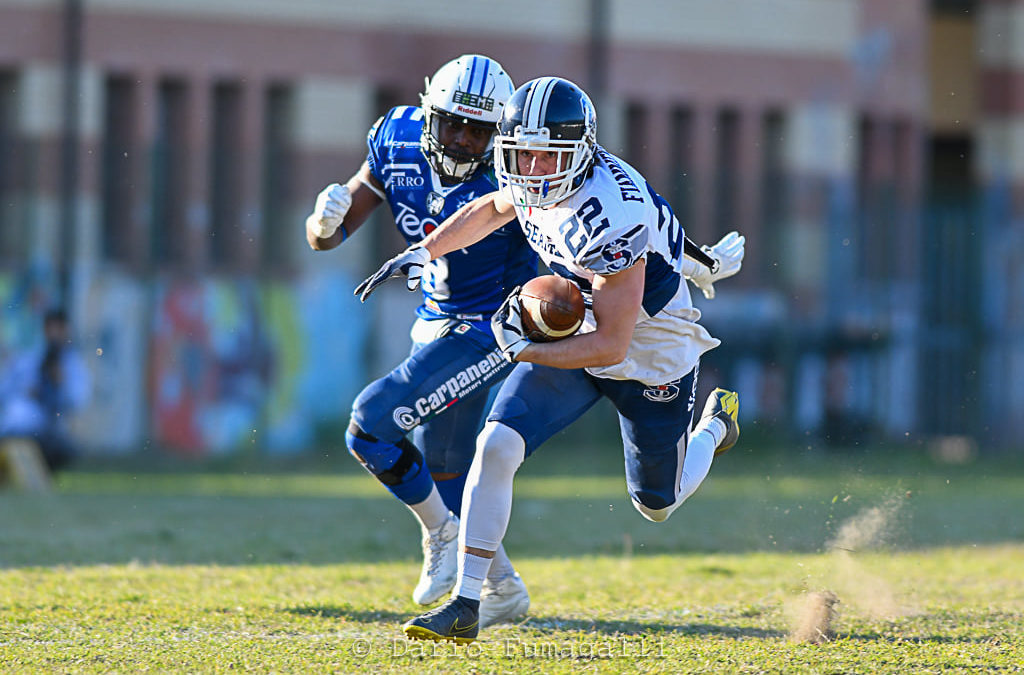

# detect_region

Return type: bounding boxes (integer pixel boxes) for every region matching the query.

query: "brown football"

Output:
[518,275,586,342]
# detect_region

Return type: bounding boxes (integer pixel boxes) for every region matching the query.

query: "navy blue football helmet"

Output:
[494,77,597,207]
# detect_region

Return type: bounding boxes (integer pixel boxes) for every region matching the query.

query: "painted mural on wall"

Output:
[0,267,372,457]
[147,270,366,456]
[0,261,59,360]
[74,272,146,452]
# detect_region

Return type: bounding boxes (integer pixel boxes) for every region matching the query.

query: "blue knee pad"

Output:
[345,422,432,505]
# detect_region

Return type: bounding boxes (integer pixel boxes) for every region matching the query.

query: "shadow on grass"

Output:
[284,605,786,640]
[245,605,1014,647]
[838,631,1008,645]
[285,604,410,624]
[508,616,785,640]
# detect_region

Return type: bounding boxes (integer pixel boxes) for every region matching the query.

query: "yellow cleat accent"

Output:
[701,388,740,455]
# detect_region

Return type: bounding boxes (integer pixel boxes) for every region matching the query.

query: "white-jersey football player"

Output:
[357,76,745,643]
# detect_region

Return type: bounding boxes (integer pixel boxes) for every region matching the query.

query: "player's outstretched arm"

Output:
[355,191,514,301]
[514,259,645,369]
[305,162,384,251]
[419,191,515,259]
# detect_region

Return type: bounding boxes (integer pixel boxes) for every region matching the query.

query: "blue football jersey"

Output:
[366,106,537,321]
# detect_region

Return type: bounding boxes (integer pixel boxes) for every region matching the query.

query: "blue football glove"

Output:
[490,287,530,363]
[355,246,431,302]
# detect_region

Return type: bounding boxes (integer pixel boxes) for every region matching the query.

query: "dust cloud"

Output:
[789,492,910,642]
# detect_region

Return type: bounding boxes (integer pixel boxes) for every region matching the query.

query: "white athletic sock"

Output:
[695,416,727,449]
[406,485,450,533]
[486,546,517,582]
[454,552,491,601]
[677,428,717,503]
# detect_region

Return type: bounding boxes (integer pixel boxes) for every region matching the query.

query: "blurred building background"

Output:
[0,0,1020,456]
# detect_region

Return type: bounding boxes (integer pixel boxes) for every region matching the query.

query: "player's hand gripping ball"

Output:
[518,275,585,342]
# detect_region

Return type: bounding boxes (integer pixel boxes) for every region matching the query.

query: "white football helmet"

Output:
[494,77,597,208]
[420,54,515,182]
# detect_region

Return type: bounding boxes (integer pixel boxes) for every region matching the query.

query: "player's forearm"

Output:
[421,193,509,259]
[518,261,644,368]
[517,330,630,369]
[307,225,345,251]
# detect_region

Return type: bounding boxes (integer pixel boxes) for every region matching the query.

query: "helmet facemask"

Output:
[421,103,497,182]
[495,128,595,208]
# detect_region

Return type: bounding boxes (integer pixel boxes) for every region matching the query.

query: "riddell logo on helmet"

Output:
[456,106,484,117]
[453,90,494,111]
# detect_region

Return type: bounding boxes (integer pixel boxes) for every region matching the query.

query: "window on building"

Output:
[261,83,294,271]
[0,70,22,266]
[375,85,402,119]
[209,81,242,268]
[152,78,188,266]
[713,107,739,237]
[100,75,136,265]
[624,102,649,174]
[857,115,901,282]
[931,0,975,15]
[668,105,694,229]
[761,109,787,282]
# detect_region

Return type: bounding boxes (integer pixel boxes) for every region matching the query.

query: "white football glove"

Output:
[686,231,745,300]
[490,288,530,363]
[355,246,431,302]
[306,183,352,239]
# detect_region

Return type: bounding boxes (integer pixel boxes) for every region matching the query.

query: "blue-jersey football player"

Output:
[305,55,536,627]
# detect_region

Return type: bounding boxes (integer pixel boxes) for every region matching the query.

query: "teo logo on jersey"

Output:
[367,106,537,321]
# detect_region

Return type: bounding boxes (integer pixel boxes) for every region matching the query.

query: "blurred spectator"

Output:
[0,308,91,472]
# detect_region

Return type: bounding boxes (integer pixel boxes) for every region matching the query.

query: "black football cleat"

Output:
[403,595,480,644]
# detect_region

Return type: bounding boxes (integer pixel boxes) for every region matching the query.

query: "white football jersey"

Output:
[510,146,720,386]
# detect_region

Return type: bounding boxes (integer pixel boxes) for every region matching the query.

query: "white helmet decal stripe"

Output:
[523,76,557,130]
[476,56,490,96]
[466,55,479,95]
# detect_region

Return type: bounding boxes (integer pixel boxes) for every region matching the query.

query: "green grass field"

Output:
[2,437,1023,673]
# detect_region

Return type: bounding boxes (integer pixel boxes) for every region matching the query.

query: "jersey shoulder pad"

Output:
[368,106,422,146]
[367,106,424,178]
[367,115,385,144]
[577,215,649,275]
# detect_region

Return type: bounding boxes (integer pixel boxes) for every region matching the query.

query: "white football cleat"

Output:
[479,573,530,629]
[412,513,459,605]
